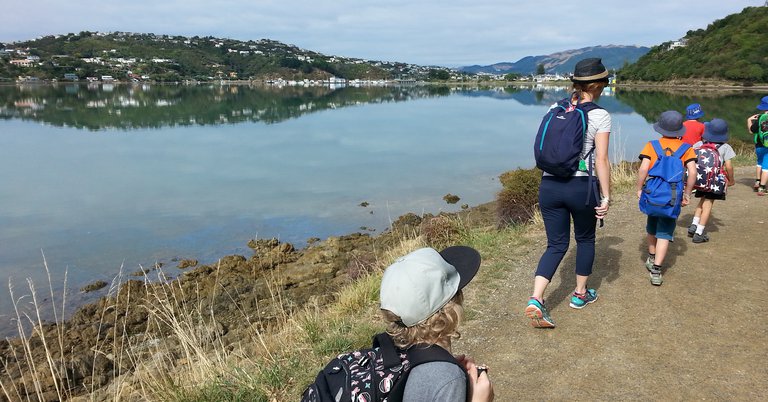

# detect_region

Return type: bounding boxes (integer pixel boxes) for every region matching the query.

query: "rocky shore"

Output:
[0,205,495,401]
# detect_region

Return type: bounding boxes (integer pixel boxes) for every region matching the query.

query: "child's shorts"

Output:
[695,191,726,200]
[646,216,676,241]
[757,146,768,171]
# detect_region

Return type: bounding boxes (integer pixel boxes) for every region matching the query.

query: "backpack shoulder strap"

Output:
[405,344,460,367]
[672,142,691,158]
[650,140,664,158]
[578,101,603,112]
[373,333,404,369]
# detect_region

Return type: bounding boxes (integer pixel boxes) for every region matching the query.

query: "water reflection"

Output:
[1,84,453,130]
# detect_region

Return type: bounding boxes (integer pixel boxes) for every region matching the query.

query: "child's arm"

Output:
[724,159,735,186]
[748,114,759,132]
[683,160,697,206]
[636,158,651,198]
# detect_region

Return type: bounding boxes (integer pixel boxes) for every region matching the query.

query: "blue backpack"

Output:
[301,333,466,402]
[639,140,691,219]
[533,97,602,177]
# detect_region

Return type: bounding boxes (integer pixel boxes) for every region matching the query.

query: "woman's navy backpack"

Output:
[533,98,602,177]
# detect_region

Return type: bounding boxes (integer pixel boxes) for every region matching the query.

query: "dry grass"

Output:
[1,234,436,401]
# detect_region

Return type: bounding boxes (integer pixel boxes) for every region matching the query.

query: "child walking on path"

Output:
[688,118,735,243]
[682,103,705,145]
[636,111,697,286]
[747,95,768,195]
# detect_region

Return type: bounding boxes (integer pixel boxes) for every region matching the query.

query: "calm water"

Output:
[0,83,761,335]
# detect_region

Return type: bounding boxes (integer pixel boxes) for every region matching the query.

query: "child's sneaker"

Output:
[687,224,696,237]
[645,256,655,271]
[759,187,767,196]
[692,232,710,243]
[649,266,663,286]
[569,289,598,309]
[525,298,555,328]
[754,180,761,192]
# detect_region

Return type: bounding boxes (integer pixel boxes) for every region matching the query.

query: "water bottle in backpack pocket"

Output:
[639,140,691,219]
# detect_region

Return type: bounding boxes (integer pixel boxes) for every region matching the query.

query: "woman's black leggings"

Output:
[535,176,598,281]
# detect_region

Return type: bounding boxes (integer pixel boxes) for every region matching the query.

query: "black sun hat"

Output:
[571,58,609,82]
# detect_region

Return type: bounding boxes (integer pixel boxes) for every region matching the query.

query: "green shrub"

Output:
[496,168,541,226]
[420,214,463,249]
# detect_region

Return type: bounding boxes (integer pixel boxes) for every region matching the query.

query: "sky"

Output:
[0,0,763,67]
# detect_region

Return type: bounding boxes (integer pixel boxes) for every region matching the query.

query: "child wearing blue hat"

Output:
[636,110,697,285]
[687,118,735,243]
[682,103,705,145]
[747,95,768,195]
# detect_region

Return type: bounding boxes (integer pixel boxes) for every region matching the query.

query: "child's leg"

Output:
[697,198,714,232]
[691,197,705,228]
[647,233,657,256]
[758,149,768,194]
[654,238,670,266]
[694,197,704,219]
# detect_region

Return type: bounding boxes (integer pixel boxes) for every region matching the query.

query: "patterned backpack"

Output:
[693,143,727,195]
[301,333,465,402]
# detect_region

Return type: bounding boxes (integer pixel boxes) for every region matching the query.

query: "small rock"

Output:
[80,280,108,293]
[177,259,198,269]
[443,193,461,204]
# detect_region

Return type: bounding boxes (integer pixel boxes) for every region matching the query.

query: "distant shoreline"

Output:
[4,78,768,90]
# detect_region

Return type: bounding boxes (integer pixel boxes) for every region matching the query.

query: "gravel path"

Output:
[456,165,767,400]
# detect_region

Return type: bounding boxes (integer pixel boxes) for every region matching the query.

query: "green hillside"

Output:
[0,31,445,82]
[618,6,768,84]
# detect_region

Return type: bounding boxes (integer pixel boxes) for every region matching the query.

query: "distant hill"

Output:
[618,6,768,83]
[0,31,448,82]
[460,45,650,75]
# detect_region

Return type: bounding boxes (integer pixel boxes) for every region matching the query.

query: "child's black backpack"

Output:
[301,333,465,402]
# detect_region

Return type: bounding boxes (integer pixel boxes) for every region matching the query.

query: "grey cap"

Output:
[380,246,480,327]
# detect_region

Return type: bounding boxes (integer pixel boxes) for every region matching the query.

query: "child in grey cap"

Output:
[380,246,494,402]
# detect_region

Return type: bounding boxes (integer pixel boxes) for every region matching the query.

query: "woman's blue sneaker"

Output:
[525,298,555,328]
[569,289,598,309]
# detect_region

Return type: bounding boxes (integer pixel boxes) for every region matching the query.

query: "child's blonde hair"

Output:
[381,291,464,349]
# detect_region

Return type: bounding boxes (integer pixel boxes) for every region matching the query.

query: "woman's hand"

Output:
[595,198,609,219]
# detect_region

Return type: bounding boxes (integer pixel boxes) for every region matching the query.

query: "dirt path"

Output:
[456,165,767,400]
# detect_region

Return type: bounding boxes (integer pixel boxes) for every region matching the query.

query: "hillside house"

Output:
[668,39,687,50]
[10,59,34,67]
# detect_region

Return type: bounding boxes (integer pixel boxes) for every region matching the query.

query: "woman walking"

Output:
[525,58,612,328]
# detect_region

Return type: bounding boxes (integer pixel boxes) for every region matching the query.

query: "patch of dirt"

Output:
[456,165,767,400]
